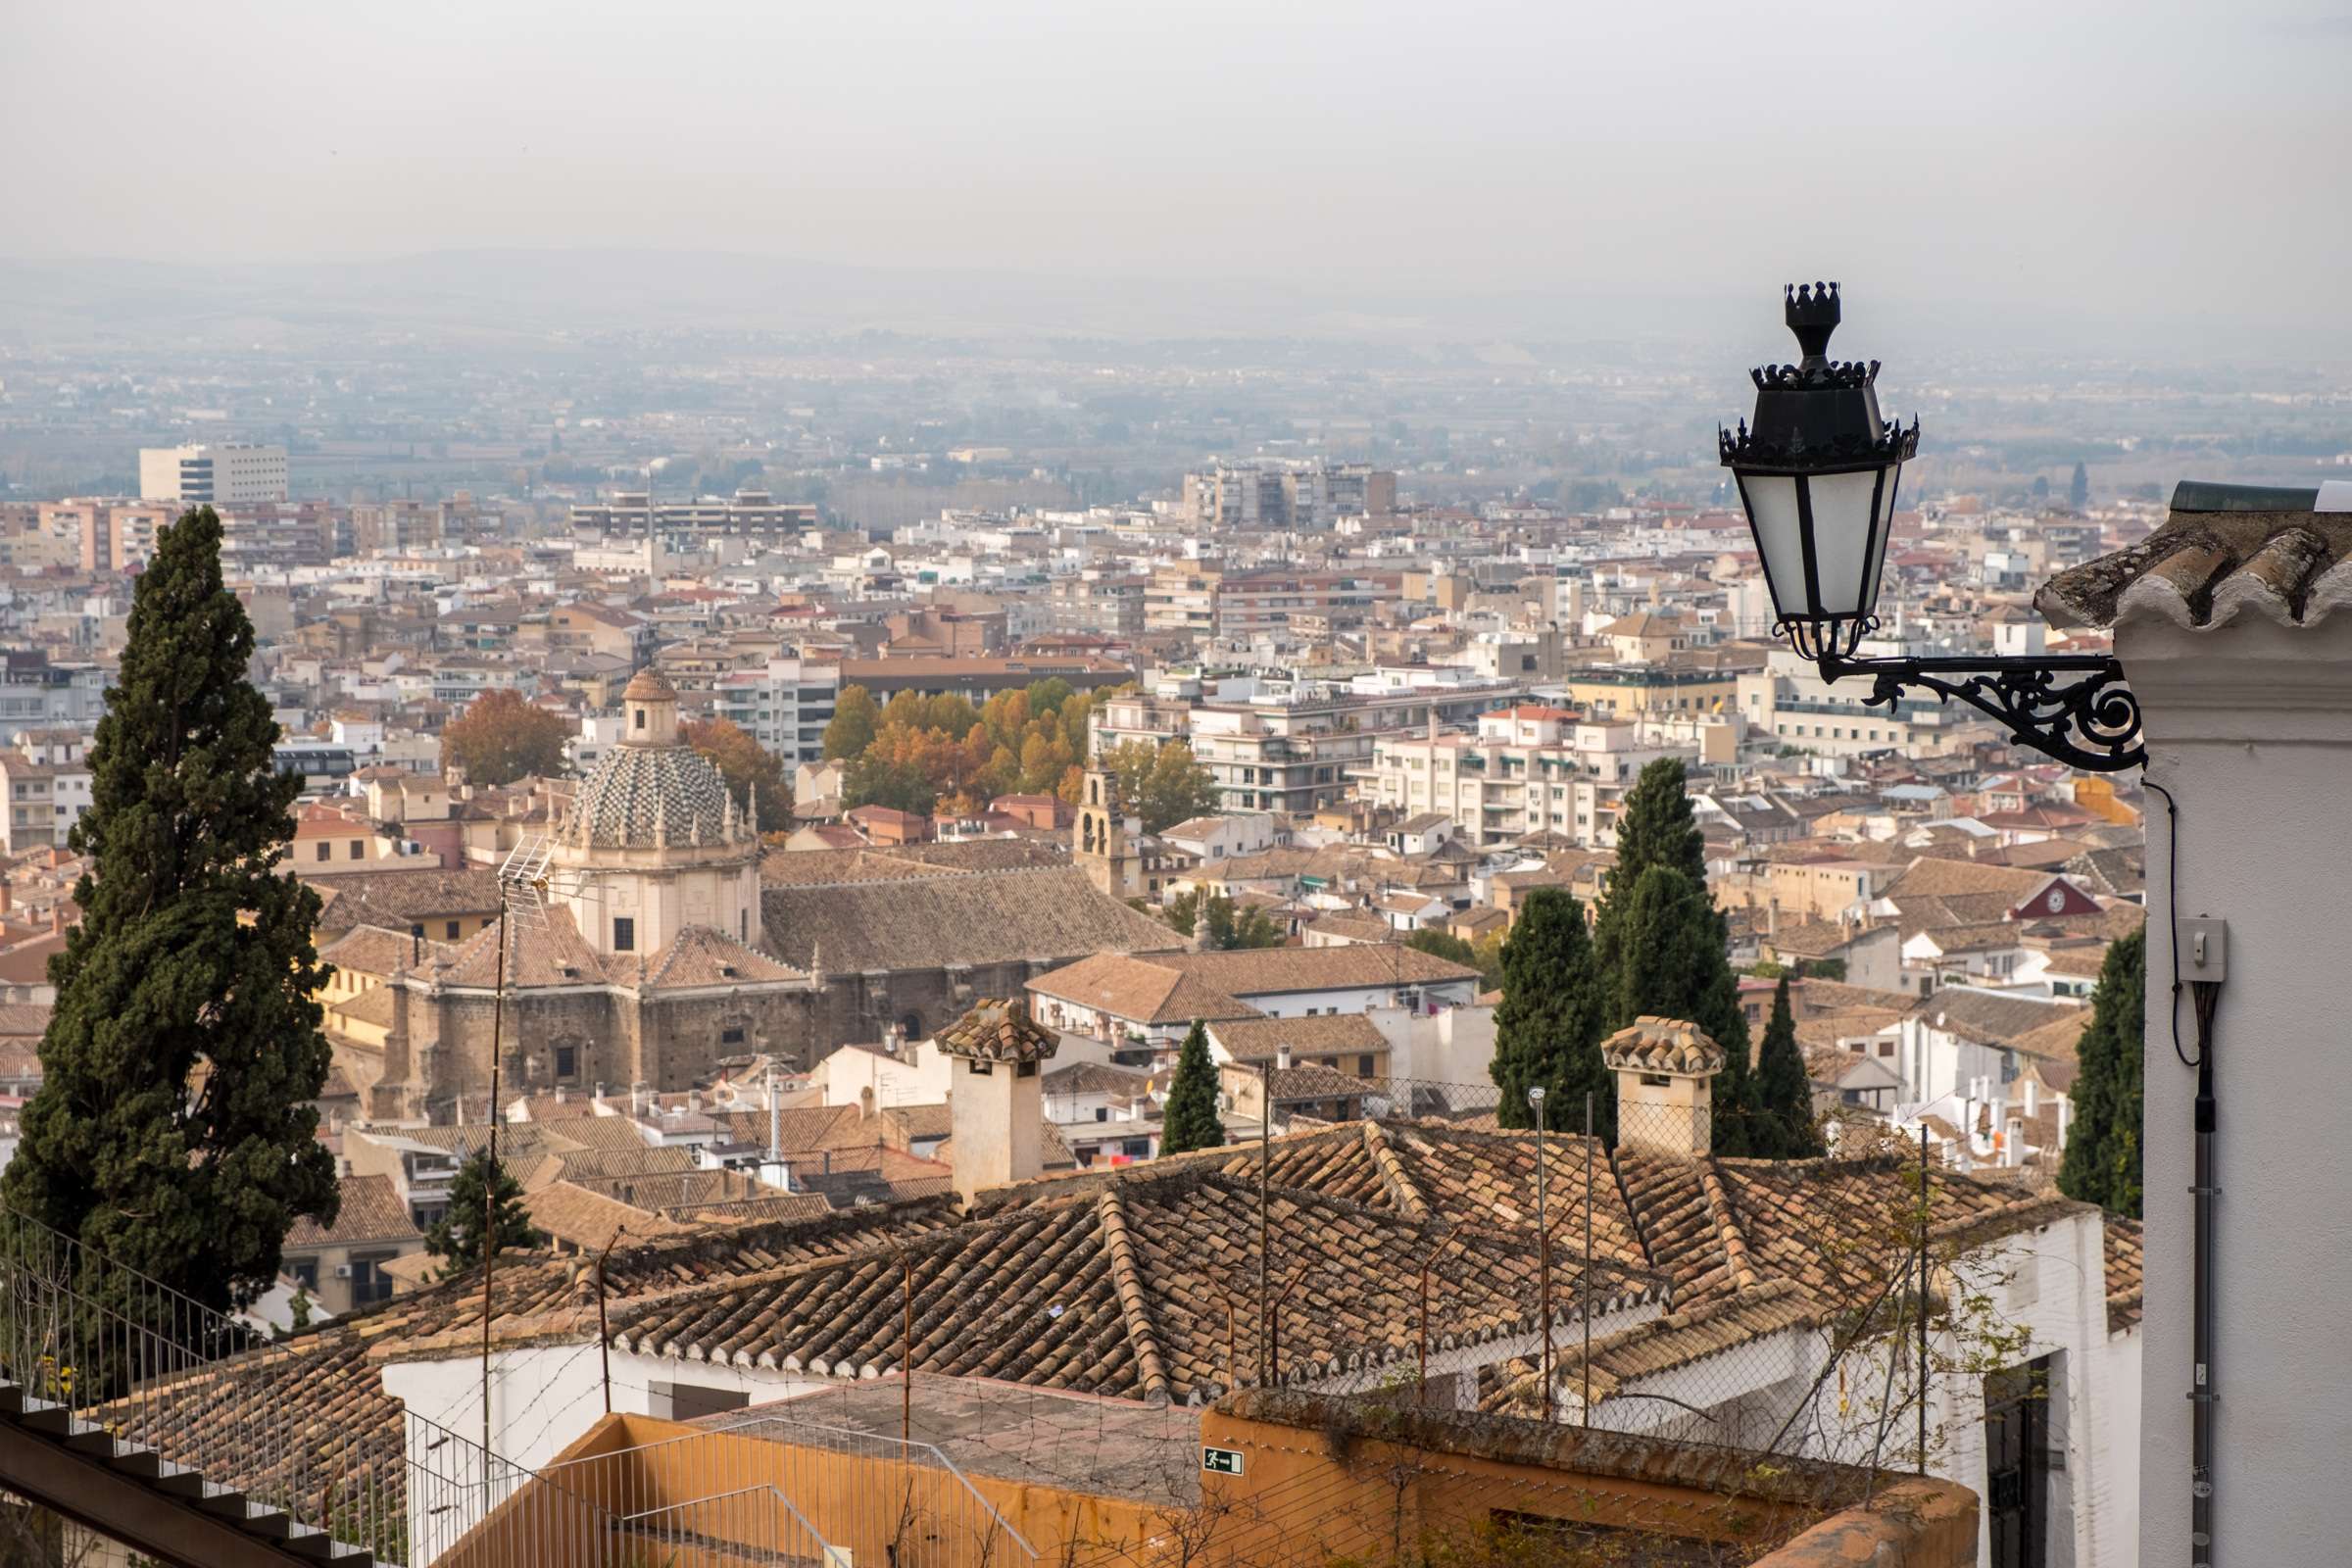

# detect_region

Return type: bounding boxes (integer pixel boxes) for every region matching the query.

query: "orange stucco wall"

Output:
[444,1401,1975,1568]
[1196,1403,1818,1564]
[447,1412,1166,1567]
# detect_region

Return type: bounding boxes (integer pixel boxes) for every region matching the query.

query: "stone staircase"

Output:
[0,1366,373,1565]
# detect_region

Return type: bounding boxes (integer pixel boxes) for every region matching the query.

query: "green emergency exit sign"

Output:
[1201,1446,1246,1476]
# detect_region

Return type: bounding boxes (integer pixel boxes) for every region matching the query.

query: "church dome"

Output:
[564,670,742,851]
[565,744,738,850]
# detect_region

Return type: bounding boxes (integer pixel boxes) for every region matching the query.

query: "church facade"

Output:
[348,672,1179,1122]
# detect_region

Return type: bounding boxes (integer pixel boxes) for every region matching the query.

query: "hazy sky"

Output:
[8,0,2351,340]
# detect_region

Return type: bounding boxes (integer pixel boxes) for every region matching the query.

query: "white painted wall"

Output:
[813,1040,954,1109]
[2123,610,2352,1567]
[386,1346,831,1473]
[1368,1002,1497,1087]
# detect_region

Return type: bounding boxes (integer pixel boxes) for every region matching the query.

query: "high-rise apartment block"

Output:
[137,443,289,507]
[711,658,841,766]
[569,489,816,539]
[1183,460,1396,529]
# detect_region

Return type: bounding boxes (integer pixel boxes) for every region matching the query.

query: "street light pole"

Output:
[1530,1085,1550,1424]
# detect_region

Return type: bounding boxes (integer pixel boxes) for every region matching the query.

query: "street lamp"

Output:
[1721,283,2145,772]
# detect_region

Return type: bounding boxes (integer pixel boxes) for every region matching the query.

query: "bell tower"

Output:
[1075,766,1140,899]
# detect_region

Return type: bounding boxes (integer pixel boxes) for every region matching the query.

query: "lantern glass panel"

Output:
[1861,461,1903,616]
[1736,473,1808,621]
[1806,468,1883,616]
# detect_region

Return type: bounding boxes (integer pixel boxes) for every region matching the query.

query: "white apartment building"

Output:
[1362,706,1696,849]
[1181,460,1396,529]
[0,740,92,856]
[711,658,841,766]
[1094,673,1527,816]
[137,443,288,507]
[1736,648,1994,759]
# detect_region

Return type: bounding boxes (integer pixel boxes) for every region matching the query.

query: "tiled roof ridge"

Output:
[1095,1182,1172,1404]
[1696,1163,1763,1293]
[1511,1278,1816,1408]
[2037,510,2352,631]
[966,1121,1365,1213]
[1925,1191,2089,1249]
[1603,1146,1663,1273]
[1359,1120,1431,1221]
[774,860,1067,895]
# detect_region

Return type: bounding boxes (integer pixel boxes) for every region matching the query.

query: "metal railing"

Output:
[0,1200,841,1566]
[535,1411,1035,1568]
[1220,1078,1987,1484]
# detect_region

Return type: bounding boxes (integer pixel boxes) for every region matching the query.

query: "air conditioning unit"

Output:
[332,1264,355,1280]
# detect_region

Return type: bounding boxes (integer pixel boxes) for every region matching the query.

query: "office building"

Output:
[137,443,289,507]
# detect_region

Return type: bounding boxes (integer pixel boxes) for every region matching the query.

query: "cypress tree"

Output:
[1610,864,1759,1155]
[1753,974,1825,1159]
[1160,1020,1227,1153]
[425,1148,542,1277]
[1490,888,1614,1144]
[1592,758,1709,981]
[0,506,338,1315]
[2058,927,2145,1217]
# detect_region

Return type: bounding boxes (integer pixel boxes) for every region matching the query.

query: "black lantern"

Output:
[1721,283,2145,773]
[1720,282,1919,662]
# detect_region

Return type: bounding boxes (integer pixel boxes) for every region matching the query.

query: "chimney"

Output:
[631,1083,646,1117]
[1275,1044,1293,1071]
[2023,1078,2038,1119]
[1600,1017,1726,1158]
[767,1067,781,1163]
[2004,1115,2026,1168]
[554,1084,564,1104]
[938,999,1059,1204]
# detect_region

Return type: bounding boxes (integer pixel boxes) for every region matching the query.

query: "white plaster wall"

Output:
[385,1347,835,1564]
[1241,979,1479,1022]
[2123,612,2352,1567]
[814,1040,954,1109]
[386,1347,837,1474]
[2081,1328,2140,1568]
[1368,1002,1496,1087]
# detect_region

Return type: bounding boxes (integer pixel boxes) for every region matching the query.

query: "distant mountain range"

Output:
[0,249,2337,367]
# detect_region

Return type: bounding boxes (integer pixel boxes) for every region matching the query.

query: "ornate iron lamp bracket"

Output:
[1817,653,2145,773]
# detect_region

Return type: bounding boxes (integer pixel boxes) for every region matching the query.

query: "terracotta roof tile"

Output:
[936,999,1060,1066]
[762,868,1181,974]
[2036,492,2352,630]
[1600,1017,1727,1076]
[284,1174,421,1250]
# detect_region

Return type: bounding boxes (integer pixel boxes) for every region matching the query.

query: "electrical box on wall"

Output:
[2182,916,2227,984]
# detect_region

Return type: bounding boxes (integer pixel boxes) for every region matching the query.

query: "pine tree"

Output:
[1610,865,1759,1155]
[1752,974,1825,1159]
[1490,889,1614,1143]
[2069,462,2090,511]
[2058,928,2145,1217]
[1160,1020,1226,1153]
[0,506,339,1317]
[425,1148,542,1278]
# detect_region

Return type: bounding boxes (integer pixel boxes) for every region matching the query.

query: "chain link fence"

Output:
[1216,1078,2019,1491]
